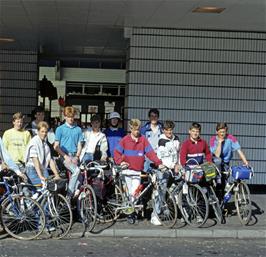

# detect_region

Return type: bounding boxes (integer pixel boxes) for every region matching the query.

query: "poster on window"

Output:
[88,105,98,113]
[72,105,81,118]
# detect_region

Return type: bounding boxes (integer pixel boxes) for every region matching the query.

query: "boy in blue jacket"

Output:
[104,112,126,159]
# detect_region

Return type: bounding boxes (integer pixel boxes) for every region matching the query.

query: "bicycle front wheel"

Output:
[234,181,252,225]
[80,185,97,232]
[1,195,45,240]
[178,184,209,227]
[42,193,73,239]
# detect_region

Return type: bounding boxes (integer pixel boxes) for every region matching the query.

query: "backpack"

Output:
[201,162,217,182]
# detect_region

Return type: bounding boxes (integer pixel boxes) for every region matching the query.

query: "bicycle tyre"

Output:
[234,181,252,225]
[209,188,223,223]
[41,193,73,239]
[152,188,177,228]
[97,184,124,223]
[1,195,45,240]
[80,185,97,232]
[178,184,209,227]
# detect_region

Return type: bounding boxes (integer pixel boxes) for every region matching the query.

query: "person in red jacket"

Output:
[180,122,212,166]
[114,119,163,223]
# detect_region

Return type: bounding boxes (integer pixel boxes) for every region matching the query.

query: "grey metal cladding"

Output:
[126,27,266,184]
[0,50,38,135]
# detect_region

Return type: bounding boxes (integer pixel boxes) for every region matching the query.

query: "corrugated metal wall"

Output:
[0,50,38,135]
[126,28,266,184]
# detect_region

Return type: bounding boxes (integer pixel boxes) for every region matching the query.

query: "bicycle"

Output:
[82,161,121,224]
[220,165,253,225]
[0,169,45,240]
[20,177,72,239]
[200,162,223,223]
[171,163,209,228]
[77,161,98,234]
[107,164,178,228]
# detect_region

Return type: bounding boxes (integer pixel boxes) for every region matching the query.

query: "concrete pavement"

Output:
[69,193,266,239]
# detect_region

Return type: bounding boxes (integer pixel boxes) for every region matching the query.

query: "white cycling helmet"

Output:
[108,112,121,120]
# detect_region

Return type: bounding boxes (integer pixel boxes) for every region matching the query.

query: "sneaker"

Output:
[150,212,162,226]
[45,226,56,232]
[127,215,136,225]
[196,215,203,223]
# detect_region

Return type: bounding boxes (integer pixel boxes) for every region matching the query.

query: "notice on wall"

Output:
[88,105,98,113]
[73,105,81,118]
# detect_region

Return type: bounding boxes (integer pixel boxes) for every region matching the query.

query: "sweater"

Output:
[180,138,212,166]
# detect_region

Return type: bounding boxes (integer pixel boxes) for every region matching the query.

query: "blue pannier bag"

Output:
[231,166,253,180]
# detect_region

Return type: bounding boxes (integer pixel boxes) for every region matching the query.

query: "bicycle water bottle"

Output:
[133,184,144,197]
[183,182,188,194]
[223,192,232,203]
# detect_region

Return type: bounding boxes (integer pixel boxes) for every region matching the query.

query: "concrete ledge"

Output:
[176,229,213,238]
[77,228,266,239]
[212,229,238,238]
[237,229,266,239]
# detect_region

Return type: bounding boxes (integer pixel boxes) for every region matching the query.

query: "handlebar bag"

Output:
[231,166,253,180]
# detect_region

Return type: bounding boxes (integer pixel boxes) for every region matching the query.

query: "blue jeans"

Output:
[63,158,81,196]
[81,153,94,163]
[153,169,171,215]
[26,166,49,186]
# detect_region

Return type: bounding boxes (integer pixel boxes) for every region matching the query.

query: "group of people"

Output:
[0,105,249,226]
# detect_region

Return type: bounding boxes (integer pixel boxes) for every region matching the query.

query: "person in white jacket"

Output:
[80,114,108,163]
[157,120,180,171]
[151,120,181,226]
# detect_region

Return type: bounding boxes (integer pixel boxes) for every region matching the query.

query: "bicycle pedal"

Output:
[223,209,229,217]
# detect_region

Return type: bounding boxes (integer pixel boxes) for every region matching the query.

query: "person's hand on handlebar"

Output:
[17,172,28,182]
[120,161,129,169]
[174,164,182,174]
[158,164,167,172]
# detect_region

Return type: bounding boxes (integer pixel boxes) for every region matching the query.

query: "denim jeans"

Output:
[81,152,94,163]
[26,166,49,186]
[153,169,170,215]
[63,158,81,196]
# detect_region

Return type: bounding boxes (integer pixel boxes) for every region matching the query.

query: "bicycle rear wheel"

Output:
[42,193,73,239]
[235,181,252,225]
[80,185,97,232]
[178,184,209,227]
[97,185,124,223]
[152,188,177,228]
[1,195,45,240]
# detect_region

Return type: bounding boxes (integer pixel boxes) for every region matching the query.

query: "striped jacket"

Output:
[114,134,162,171]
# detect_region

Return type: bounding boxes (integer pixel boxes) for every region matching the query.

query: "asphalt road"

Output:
[0,237,265,257]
